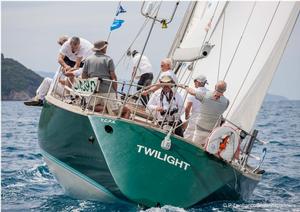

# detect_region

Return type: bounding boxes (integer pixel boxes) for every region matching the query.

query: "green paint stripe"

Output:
[41,150,130,205]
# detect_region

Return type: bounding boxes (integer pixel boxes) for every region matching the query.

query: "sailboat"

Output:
[38,1,300,209]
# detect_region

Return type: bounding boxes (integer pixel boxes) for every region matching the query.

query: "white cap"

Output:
[194,75,208,84]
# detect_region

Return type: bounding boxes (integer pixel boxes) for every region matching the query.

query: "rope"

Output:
[222,2,257,80]
[225,2,281,118]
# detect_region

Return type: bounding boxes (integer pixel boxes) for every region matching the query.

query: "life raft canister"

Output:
[205,126,240,162]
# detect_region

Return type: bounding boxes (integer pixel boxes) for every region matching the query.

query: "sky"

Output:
[1,1,300,100]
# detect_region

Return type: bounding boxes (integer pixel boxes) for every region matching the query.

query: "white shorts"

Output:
[192,125,211,147]
[90,92,121,115]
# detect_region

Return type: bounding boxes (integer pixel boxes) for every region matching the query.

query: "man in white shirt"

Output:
[131,50,154,106]
[181,81,229,147]
[147,75,184,137]
[24,35,71,106]
[58,36,93,73]
[58,36,93,95]
[184,75,208,140]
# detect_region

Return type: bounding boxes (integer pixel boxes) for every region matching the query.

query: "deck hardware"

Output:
[88,136,94,144]
[161,128,172,150]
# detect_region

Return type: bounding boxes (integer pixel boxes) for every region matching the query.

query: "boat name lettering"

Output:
[137,145,190,171]
[99,118,115,124]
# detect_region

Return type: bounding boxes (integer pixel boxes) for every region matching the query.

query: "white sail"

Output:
[171,1,300,132]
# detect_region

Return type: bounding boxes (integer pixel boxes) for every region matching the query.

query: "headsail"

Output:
[171,1,300,132]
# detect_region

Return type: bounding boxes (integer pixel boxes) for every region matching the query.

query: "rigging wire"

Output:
[175,2,227,87]
[222,2,257,80]
[115,18,150,69]
[175,2,220,87]
[224,2,281,119]
[199,2,220,55]
[118,1,164,118]
[207,1,229,43]
[115,2,162,70]
[171,2,223,129]
[180,2,220,86]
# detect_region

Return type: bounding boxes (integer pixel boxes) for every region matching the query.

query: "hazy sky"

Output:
[2,1,300,100]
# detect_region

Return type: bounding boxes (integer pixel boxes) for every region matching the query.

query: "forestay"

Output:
[171,2,300,132]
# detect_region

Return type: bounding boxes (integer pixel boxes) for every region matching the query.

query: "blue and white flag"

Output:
[110,19,125,31]
[116,5,126,16]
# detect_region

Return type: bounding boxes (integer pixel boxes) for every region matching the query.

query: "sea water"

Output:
[1,101,300,211]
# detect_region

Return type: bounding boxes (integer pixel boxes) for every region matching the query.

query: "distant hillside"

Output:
[1,54,43,100]
[264,93,288,102]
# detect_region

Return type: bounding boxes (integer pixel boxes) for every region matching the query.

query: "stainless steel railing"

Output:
[49,70,267,172]
[49,71,166,126]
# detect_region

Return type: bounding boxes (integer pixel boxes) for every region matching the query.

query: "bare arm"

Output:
[185,102,192,119]
[110,71,118,92]
[81,61,88,79]
[58,53,70,70]
[185,87,196,96]
[82,72,88,79]
[142,85,160,96]
[147,93,163,112]
[74,57,83,69]
[181,85,206,102]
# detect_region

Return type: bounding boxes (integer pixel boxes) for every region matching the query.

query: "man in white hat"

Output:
[147,75,184,136]
[82,40,130,118]
[183,75,209,140]
[180,80,229,147]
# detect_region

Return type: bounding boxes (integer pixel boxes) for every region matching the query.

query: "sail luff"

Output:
[169,1,299,133]
[228,3,300,131]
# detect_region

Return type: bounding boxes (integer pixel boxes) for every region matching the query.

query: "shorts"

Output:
[192,125,211,147]
[90,92,121,115]
[64,56,84,68]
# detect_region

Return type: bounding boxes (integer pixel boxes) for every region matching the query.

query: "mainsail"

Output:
[171,1,300,132]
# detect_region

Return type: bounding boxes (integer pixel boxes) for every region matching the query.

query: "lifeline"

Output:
[137,145,190,171]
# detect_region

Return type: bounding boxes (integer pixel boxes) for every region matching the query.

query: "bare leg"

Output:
[121,106,131,119]
[94,104,105,113]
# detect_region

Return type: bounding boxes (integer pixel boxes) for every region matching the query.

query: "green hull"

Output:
[89,115,260,208]
[38,102,126,200]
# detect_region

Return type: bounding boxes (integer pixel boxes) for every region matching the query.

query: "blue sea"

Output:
[2,101,300,211]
